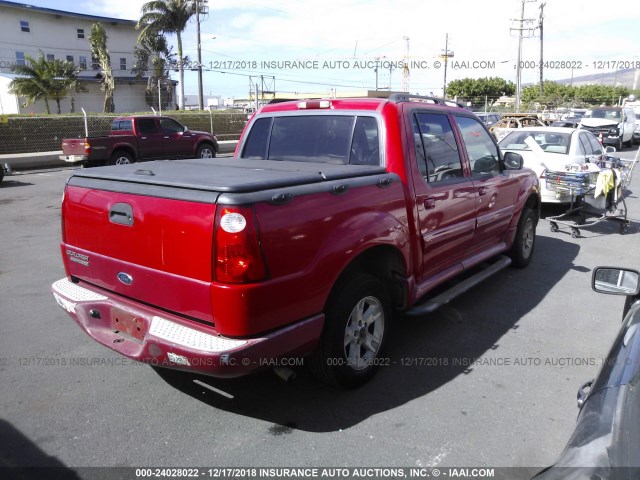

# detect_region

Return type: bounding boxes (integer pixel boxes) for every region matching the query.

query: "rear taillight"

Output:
[84,142,91,155]
[214,206,268,283]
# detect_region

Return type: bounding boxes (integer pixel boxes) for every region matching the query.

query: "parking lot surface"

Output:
[1,150,639,474]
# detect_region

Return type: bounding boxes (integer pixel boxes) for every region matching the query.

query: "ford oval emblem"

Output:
[117,272,133,285]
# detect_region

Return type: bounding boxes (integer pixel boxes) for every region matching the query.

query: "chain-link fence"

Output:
[0,111,247,155]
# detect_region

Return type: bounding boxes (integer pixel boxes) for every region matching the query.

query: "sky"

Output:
[20,0,640,100]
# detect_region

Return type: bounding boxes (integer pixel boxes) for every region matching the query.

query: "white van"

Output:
[580,106,636,151]
[623,98,640,144]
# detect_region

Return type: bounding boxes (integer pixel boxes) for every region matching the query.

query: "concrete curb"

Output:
[0,140,238,172]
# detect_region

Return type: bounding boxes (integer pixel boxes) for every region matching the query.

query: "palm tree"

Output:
[55,60,87,113]
[136,0,195,110]
[49,59,85,114]
[9,52,55,113]
[89,23,115,112]
[132,31,175,110]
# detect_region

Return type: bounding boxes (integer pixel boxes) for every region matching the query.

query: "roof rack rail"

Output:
[388,93,465,109]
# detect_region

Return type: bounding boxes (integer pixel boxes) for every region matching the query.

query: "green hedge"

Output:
[0,111,247,155]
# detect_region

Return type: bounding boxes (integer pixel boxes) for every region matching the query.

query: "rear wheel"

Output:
[311,273,391,388]
[509,207,536,268]
[109,151,134,165]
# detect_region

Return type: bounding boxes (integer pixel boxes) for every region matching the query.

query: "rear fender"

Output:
[306,210,411,308]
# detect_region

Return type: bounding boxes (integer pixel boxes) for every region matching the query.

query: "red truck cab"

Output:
[60,115,218,166]
[53,95,539,387]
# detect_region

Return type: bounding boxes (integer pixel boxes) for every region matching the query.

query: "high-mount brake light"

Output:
[214,207,267,283]
[297,100,331,109]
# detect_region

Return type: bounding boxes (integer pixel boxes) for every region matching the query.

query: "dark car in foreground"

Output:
[534,267,640,479]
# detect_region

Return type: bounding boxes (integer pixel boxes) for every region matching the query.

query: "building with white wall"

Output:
[0,0,176,114]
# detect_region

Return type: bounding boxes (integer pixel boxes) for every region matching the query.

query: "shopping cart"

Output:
[545,167,629,238]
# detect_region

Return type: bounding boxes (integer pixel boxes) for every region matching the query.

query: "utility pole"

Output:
[441,33,454,98]
[402,36,410,92]
[510,0,537,112]
[538,2,545,97]
[194,0,208,110]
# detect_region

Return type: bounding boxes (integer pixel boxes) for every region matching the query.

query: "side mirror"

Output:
[592,267,640,295]
[503,152,523,170]
[604,146,616,154]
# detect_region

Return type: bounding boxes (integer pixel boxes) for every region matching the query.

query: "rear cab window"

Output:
[111,119,133,131]
[240,114,381,165]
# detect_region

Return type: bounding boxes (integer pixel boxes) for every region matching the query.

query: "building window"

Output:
[46,54,55,62]
[20,20,30,32]
[120,58,127,70]
[16,51,25,66]
[66,55,74,64]
[79,56,87,70]
[91,55,100,70]
[77,28,85,39]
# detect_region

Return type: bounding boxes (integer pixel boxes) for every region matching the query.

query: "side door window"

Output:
[586,133,603,156]
[414,112,464,182]
[577,133,589,156]
[160,118,184,134]
[455,114,519,250]
[455,115,500,176]
[160,118,189,156]
[578,133,593,162]
[411,112,477,278]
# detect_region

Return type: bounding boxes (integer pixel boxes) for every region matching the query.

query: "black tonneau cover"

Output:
[70,158,388,193]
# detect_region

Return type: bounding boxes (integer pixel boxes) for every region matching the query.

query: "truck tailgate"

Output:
[61,138,89,156]
[62,181,218,323]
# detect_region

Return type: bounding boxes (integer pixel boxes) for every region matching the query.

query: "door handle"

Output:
[424,198,436,209]
[109,203,134,226]
[478,187,488,196]
[164,136,170,139]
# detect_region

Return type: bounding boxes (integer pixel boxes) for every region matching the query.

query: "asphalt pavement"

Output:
[1,149,639,477]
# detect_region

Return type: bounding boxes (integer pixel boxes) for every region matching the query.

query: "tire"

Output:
[311,273,391,388]
[617,138,623,152]
[197,143,216,158]
[109,151,134,165]
[508,207,536,268]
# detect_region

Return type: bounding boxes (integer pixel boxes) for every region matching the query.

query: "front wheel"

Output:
[509,206,536,268]
[311,273,391,388]
[197,143,216,158]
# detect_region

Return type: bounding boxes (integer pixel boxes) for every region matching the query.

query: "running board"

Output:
[404,255,512,317]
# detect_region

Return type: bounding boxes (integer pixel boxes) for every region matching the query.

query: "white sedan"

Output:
[498,127,606,203]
